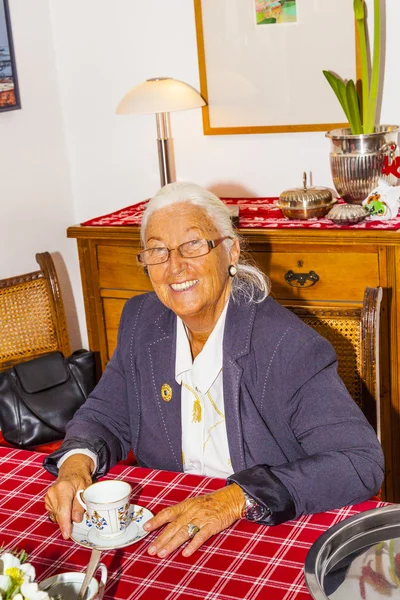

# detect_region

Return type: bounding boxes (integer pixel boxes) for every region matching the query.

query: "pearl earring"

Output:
[228,264,237,277]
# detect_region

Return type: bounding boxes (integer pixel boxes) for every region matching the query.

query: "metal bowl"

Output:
[304,505,400,599]
[276,199,337,220]
[278,172,335,219]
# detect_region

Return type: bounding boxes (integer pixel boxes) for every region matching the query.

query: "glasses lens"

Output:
[141,248,169,265]
[179,239,209,257]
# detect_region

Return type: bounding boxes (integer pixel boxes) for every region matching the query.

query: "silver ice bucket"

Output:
[326,125,399,204]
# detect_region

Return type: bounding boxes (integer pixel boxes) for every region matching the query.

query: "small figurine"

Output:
[364,192,386,217]
[362,180,400,220]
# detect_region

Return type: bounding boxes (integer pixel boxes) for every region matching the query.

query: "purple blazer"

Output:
[44,292,384,525]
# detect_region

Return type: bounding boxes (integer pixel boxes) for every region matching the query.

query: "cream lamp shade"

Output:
[116,77,206,187]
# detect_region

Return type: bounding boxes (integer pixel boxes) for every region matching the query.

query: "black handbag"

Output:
[0,350,96,448]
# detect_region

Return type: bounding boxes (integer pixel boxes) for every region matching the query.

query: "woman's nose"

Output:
[168,248,187,273]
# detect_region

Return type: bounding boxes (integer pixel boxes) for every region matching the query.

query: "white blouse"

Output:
[175,302,233,479]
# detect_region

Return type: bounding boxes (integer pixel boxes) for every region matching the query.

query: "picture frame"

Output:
[194,0,357,135]
[0,0,21,113]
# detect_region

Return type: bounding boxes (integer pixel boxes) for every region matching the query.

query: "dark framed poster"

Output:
[0,0,20,112]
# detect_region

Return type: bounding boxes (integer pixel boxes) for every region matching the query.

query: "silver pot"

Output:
[326,125,399,204]
[39,564,107,600]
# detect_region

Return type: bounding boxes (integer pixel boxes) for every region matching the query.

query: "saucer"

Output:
[71,504,154,550]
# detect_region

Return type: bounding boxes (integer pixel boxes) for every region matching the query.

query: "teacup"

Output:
[39,563,107,600]
[76,480,132,538]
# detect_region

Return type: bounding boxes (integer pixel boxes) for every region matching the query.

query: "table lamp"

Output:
[116,77,206,187]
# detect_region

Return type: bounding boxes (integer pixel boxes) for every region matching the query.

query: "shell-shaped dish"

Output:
[327,203,368,225]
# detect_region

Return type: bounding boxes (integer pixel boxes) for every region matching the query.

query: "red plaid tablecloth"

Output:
[0,447,386,600]
[80,197,400,230]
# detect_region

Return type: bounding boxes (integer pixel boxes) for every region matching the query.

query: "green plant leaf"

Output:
[337,79,351,123]
[325,0,381,134]
[323,71,351,122]
[354,0,365,21]
[354,0,369,127]
[365,0,381,133]
[346,79,363,134]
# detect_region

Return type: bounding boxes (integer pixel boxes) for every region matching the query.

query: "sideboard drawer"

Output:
[253,251,379,302]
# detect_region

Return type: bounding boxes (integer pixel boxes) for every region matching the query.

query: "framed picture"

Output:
[194,0,357,135]
[0,0,20,112]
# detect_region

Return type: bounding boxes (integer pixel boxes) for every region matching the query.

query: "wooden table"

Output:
[0,446,386,600]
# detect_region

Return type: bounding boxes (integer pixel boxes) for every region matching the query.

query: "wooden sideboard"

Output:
[67,224,400,501]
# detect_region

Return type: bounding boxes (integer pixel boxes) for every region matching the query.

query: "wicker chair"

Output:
[0,252,70,371]
[280,287,382,440]
[0,252,71,452]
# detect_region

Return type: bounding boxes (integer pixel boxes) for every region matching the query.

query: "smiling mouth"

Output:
[170,280,198,292]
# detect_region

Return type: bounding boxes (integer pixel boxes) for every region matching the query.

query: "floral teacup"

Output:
[76,480,132,538]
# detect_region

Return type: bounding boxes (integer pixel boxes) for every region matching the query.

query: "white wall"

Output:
[50,0,400,220]
[378,0,400,122]
[1,0,83,348]
[3,1,399,348]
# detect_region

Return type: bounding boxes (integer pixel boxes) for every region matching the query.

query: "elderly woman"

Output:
[44,182,384,558]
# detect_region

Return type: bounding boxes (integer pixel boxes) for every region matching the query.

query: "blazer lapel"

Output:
[146,308,182,471]
[223,299,256,473]
[144,296,256,474]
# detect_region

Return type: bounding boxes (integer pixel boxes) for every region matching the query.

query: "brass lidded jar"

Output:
[276,173,336,219]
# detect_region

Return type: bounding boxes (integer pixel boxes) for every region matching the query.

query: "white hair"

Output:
[140,181,270,304]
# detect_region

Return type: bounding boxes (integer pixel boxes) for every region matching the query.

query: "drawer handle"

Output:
[284,270,319,288]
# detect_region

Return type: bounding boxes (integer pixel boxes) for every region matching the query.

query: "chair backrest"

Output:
[280,287,382,439]
[0,252,71,371]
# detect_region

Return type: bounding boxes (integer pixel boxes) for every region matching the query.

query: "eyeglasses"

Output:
[137,237,232,266]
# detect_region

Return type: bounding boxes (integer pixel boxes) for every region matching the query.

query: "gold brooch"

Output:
[161,383,172,402]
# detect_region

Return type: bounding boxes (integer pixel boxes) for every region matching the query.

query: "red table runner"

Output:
[0,446,386,600]
[81,197,400,230]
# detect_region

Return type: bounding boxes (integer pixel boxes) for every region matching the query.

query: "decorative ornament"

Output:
[192,398,202,423]
[228,264,237,277]
[382,145,400,178]
[362,180,400,221]
[364,193,387,217]
[161,383,172,402]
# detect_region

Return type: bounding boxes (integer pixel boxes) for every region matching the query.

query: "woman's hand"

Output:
[44,454,94,540]
[143,483,245,558]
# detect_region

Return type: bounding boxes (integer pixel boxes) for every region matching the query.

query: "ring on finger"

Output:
[48,512,57,523]
[187,523,200,538]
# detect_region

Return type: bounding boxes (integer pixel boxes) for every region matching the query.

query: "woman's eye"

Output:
[186,240,203,248]
[148,247,166,256]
